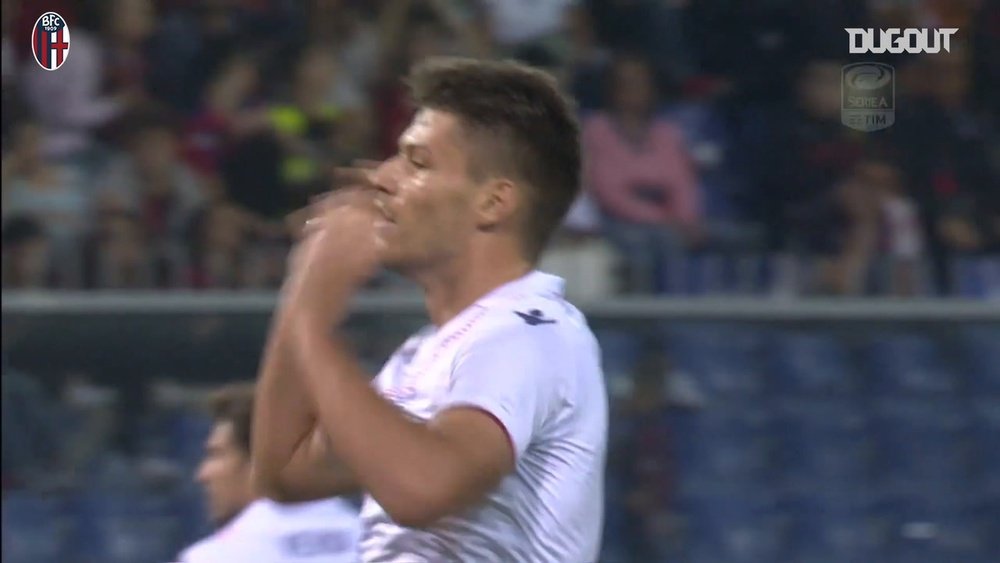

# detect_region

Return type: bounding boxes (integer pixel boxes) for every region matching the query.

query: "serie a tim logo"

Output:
[841,63,894,132]
[31,12,71,71]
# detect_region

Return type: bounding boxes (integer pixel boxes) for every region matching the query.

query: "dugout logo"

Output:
[841,63,894,132]
[31,12,71,71]
[845,28,958,54]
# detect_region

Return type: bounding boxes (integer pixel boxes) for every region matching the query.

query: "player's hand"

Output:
[285,186,381,323]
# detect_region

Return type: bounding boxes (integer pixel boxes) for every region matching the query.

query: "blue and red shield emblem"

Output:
[31,12,71,71]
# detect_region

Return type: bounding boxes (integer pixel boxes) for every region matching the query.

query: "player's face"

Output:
[612,60,655,115]
[371,109,481,272]
[195,422,255,527]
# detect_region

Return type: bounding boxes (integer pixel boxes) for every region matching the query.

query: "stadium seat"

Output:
[765,331,856,397]
[665,324,765,399]
[1,491,72,563]
[863,334,960,396]
[71,490,184,563]
[672,407,772,490]
[969,494,1000,559]
[782,492,888,563]
[172,482,211,546]
[677,253,763,296]
[882,494,991,563]
[969,399,1000,495]
[679,491,784,563]
[772,400,871,493]
[869,399,973,493]
[168,411,214,471]
[679,253,717,295]
[592,328,643,380]
[961,326,1000,395]
[952,256,1000,299]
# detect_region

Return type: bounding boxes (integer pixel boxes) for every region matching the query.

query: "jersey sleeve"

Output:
[442,317,560,460]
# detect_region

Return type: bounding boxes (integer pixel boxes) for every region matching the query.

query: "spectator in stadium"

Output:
[890,45,997,292]
[306,0,380,114]
[222,46,350,221]
[871,158,926,296]
[800,156,925,297]
[18,8,130,169]
[1,0,28,140]
[186,201,266,289]
[371,0,490,160]
[177,382,360,563]
[148,0,293,112]
[81,210,154,288]
[563,4,611,112]
[741,59,865,254]
[1,215,52,289]
[2,120,90,249]
[268,47,343,197]
[583,53,701,293]
[102,0,156,104]
[473,0,572,54]
[799,165,881,296]
[96,113,206,246]
[590,0,694,83]
[181,55,268,183]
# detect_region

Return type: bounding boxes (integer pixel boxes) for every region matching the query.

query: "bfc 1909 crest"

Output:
[31,12,71,71]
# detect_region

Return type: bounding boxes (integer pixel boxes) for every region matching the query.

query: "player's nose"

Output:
[371,157,400,196]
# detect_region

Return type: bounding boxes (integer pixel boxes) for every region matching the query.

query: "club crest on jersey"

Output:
[31,12,71,71]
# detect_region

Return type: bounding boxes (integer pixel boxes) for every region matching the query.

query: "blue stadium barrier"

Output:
[772,399,871,493]
[961,326,1000,395]
[1,491,72,563]
[970,399,1000,495]
[869,399,973,493]
[70,490,183,563]
[665,324,765,399]
[782,492,887,563]
[765,331,856,397]
[882,493,991,563]
[864,334,960,396]
[672,407,772,490]
[592,328,643,379]
[678,491,784,563]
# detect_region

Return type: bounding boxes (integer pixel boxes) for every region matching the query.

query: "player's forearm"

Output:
[251,307,324,498]
[292,312,466,526]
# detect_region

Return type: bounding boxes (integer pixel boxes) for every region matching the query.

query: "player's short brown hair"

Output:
[207,382,256,456]
[407,57,582,262]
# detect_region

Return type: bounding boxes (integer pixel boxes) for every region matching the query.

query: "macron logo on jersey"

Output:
[514,309,557,326]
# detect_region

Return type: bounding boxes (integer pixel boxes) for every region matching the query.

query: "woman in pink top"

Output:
[583,54,701,293]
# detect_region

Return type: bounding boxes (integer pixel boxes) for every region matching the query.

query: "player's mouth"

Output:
[374,198,395,223]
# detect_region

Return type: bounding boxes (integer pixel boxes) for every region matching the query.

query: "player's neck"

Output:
[418,249,532,327]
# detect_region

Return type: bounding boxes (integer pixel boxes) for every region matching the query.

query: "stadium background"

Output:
[2,0,998,561]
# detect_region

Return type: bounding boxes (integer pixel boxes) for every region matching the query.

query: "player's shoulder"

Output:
[465,290,594,354]
[175,534,232,563]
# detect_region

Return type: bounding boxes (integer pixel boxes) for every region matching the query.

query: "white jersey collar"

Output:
[477,270,565,305]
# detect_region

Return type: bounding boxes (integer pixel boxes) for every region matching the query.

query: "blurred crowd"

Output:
[2,0,998,296]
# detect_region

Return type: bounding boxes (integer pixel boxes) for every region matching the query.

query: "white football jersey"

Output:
[360,271,609,562]
[177,498,361,562]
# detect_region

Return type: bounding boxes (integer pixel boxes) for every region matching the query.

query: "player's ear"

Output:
[475,178,519,229]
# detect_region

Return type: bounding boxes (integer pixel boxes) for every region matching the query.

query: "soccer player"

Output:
[253,57,608,562]
[176,383,360,562]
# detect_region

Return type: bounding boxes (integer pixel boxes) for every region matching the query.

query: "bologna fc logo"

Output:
[31,12,71,71]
